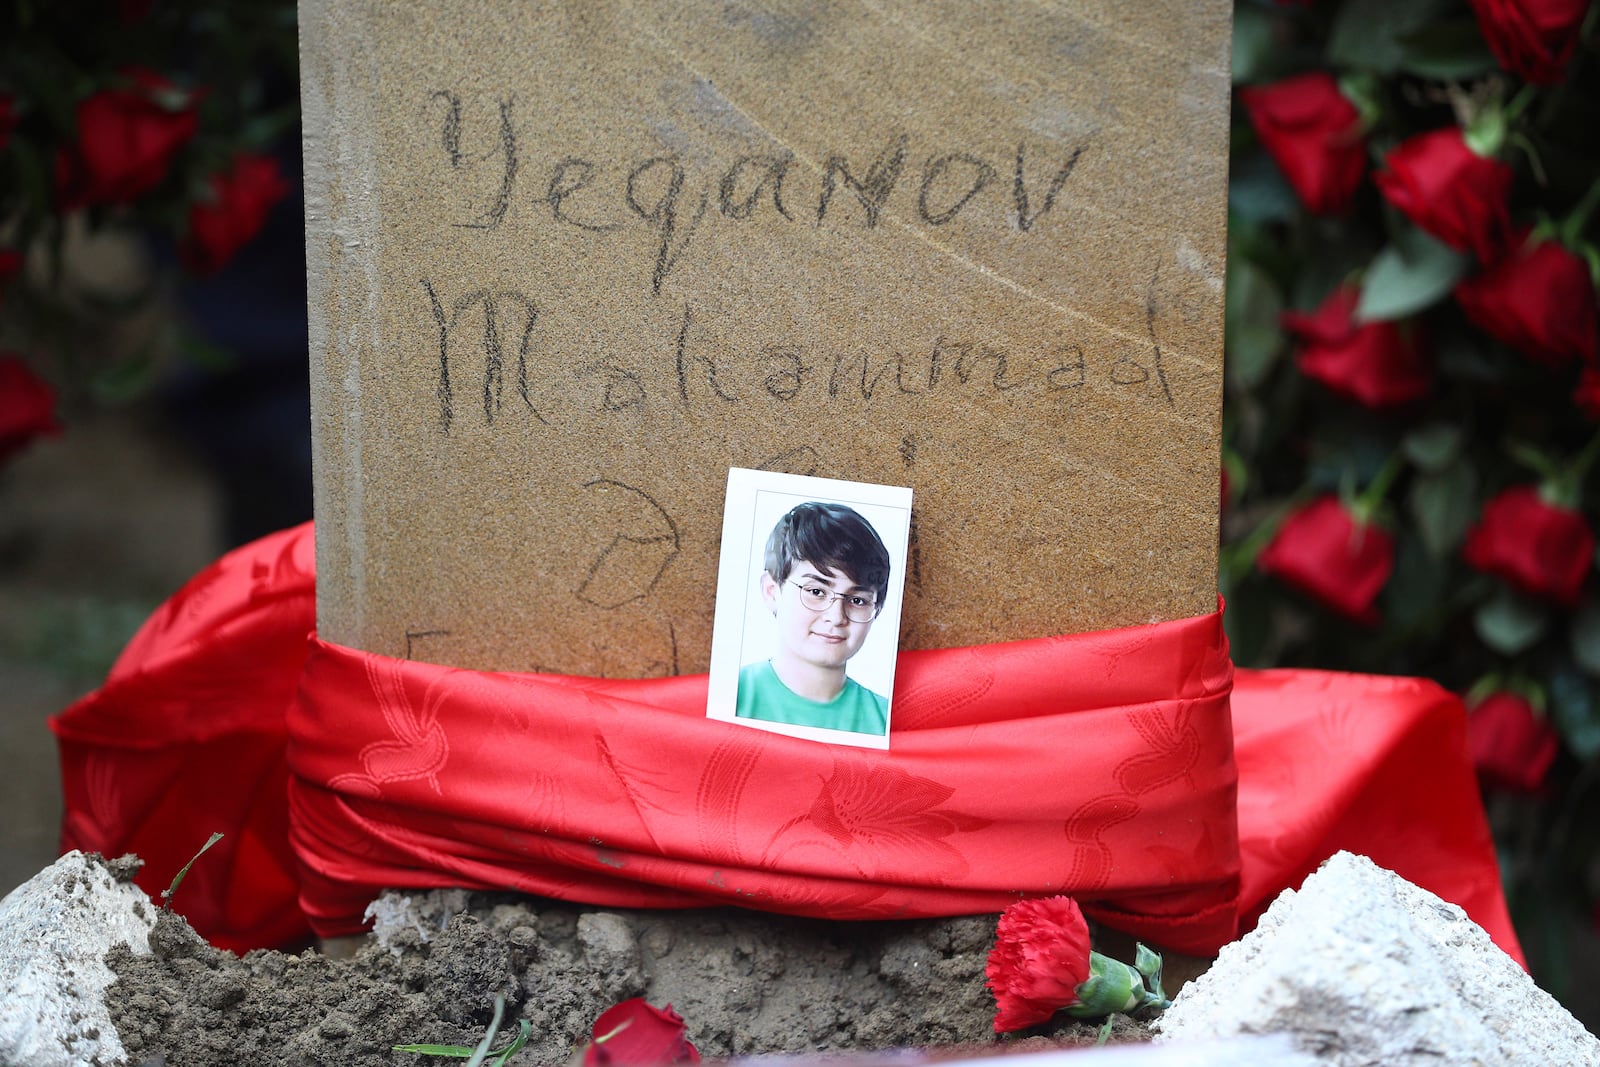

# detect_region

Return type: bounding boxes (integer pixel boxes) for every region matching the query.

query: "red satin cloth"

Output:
[50,522,1520,965]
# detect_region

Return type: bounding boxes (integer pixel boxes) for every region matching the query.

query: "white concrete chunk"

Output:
[0,850,154,1067]
[1154,851,1600,1065]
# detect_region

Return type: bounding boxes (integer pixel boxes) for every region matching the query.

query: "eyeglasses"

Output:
[787,581,880,622]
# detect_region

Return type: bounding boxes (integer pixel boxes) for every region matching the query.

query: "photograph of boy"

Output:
[736,502,891,735]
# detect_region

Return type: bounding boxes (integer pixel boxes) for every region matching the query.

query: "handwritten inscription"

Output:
[424,93,1087,295]
[419,283,1173,432]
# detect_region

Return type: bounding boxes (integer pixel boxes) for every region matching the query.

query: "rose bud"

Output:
[1469,0,1591,84]
[1238,72,1368,216]
[1283,285,1432,408]
[1257,495,1395,626]
[1468,691,1560,792]
[55,68,199,209]
[1374,127,1514,265]
[181,153,292,275]
[1463,485,1594,604]
[1456,231,1598,368]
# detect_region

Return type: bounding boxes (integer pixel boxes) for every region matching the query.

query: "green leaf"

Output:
[1408,461,1477,557]
[162,832,224,910]
[1396,18,1500,79]
[1228,152,1301,224]
[1473,590,1549,655]
[90,349,161,406]
[175,327,238,372]
[1571,603,1600,676]
[463,996,506,1067]
[1221,575,1273,667]
[1548,667,1600,760]
[1225,257,1285,391]
[1134,943,1163,979]
[1357,236,1471,322]
[393,1044,477,1057]
[1402,424,1463,472]
[1327,0,1455,74]
[1383,534,1449,631]
[1232,4,1277,84]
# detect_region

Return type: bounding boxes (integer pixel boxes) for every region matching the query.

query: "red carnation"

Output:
[1375,127,1514,264]
[1469,0,1590,84]
[1468,692,1560,792]
[584,999,699,1067]
[1239,72,1367,215]
[985,896,1093,1032]
[1456,232,1599,368]
[180,153,291,275]
[1283,285,1432,408]
[1258,495,1394,625]
[0,354,62,466]
[1463,485,1593,603]
[55,68,199,210]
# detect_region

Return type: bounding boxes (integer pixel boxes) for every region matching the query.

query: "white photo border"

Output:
[707,467,913,749]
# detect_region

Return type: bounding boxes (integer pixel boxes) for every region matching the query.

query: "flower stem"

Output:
[1560,179,1600,246]
[1351,453,1406,525]
[1541,428,1600,509]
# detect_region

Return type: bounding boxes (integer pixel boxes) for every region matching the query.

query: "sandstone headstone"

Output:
[300,1,1231,675]
[0,851,154,1067]
[1154,851,1600,1065]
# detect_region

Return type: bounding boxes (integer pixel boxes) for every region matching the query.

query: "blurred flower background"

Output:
[1225,0,1599,1003]
[3,0,1600,1024]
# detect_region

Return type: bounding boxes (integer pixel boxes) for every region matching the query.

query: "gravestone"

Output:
[300,0,1231,676]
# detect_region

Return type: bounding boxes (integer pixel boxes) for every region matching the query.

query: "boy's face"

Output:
[760,558,876,671]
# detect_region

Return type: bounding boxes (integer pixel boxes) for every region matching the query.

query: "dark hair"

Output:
[764,502,891,607]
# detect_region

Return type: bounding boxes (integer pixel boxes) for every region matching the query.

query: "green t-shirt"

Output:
[736,660,889,735]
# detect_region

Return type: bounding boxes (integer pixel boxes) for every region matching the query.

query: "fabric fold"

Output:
[50,521,1520,966]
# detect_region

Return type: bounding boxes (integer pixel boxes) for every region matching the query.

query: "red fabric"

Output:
[51,522,1522,966]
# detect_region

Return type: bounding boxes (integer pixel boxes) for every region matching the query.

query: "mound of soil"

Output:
[107,890,1151,1066]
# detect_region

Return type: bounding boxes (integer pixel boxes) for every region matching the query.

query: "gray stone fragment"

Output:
[364,886,472,954]
[0,850,155,1067]
[1155,851,1600,1065]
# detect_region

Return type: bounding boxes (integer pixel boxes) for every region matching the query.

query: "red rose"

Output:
[1468,692,1559,792]
[584,999,699,1067]
[985,896,1093,1032]
[1456,232,1599,368]
[1463,485,1593,603]
[1257,495,1394,625]
[1238,72,1367,215]
[0,354,62,466]
[0,94,16,152]
[180,153,291,275]
[1469,0,1590,84]
[1374,127,1514,264]
[1282,285,1432,408]
[55,68,198,209]
[1576,368,1600,420]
